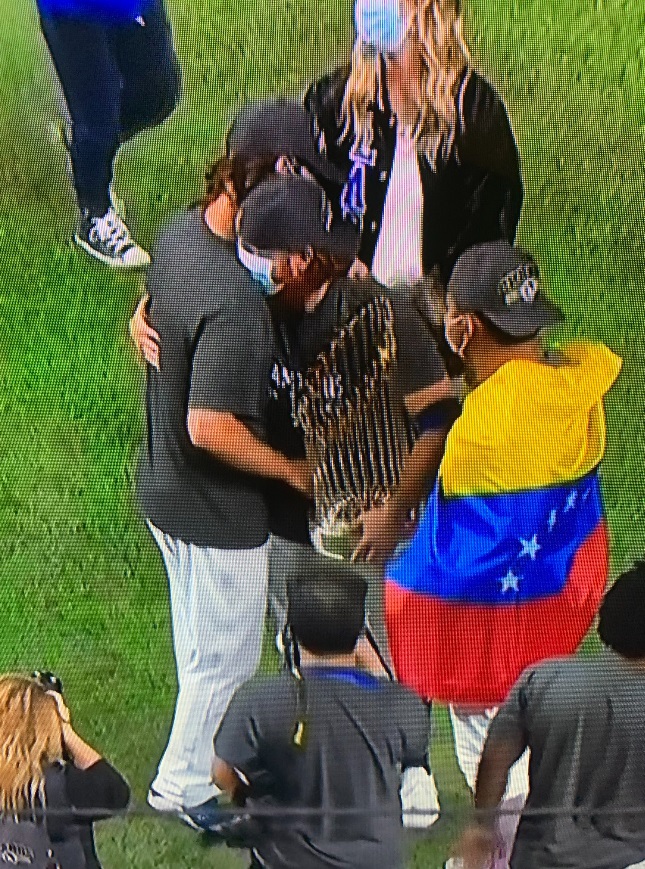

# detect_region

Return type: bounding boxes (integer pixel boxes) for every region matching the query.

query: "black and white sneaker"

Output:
[74,208,150,268]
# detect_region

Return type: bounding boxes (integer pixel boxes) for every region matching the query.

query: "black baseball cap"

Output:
[226,98,346,186]
[238,175,360,260]
[447,240,564,338]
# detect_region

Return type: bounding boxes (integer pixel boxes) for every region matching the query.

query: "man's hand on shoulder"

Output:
[129,292,160,370]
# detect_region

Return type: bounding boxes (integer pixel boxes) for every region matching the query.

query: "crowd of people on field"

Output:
[10,0,642,867]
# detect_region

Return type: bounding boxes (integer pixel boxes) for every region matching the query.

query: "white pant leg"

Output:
[149,523,269,808]
[148,522,192,684]
[624,863,645,869]
[449,706,529,869]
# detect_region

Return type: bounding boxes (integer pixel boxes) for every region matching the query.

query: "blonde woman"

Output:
[305,0,523,287]
[0,675,129,869]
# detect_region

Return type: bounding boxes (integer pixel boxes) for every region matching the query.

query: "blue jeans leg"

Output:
[110,0,181,144]
[39,14,121,215]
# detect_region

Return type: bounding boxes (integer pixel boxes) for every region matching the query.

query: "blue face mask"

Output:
[354,0,410,55]
[237,239,281,297]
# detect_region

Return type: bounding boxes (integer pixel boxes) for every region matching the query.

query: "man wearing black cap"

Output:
[455,561,645,869]
[236,173,457,596]
[236,173,457,830]
[212,561,430,869]
[377,239,622,869]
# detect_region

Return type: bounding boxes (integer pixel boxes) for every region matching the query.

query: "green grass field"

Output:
[0,0,644,866]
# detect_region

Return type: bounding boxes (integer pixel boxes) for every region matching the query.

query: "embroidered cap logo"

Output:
[498,263,540,306]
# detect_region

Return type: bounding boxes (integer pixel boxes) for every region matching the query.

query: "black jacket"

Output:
[304,65,523,283]
[45,760,130,869]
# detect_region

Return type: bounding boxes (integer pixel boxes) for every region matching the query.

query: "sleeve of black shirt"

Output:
[486,667,535,754]
[188,312,270,420]
[399,691,431,771]
[303,66,352,172]
[390,293,447,394]
[440,74,524,280]
[214,681,278,797]
[64,760,130,819]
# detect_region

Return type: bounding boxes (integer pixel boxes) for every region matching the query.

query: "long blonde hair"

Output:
[341,0,470,168]
[0,676,64,815]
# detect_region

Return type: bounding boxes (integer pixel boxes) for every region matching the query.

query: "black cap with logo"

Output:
[226,98,346,186]
[447,240,564,338]
[238,175,360,260]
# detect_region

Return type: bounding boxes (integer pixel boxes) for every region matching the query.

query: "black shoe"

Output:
[74,208,150,268]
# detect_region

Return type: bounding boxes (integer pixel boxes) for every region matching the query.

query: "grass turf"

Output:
[0,0,644,865]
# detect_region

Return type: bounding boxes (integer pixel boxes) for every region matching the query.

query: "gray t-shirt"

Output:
[214,669,429,869]
[136,209,275,548]
[490,650,645,869]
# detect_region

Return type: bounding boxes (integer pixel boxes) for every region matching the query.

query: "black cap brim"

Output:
[485,296,565,337]
[239,175,359,261]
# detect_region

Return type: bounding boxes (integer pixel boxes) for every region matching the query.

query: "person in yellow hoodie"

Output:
[355,239,622,868]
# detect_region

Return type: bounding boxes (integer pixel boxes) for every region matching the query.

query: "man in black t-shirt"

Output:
[236,176,458,615]
[213,563,429,869]
[136,184,311,829]
[455,562,645,869]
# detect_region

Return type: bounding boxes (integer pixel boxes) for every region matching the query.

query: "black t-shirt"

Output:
[264,277,451,542]
[214,669,429,869]
[45,760,130,869]
[491,651,645,869]
[136,210,275,548]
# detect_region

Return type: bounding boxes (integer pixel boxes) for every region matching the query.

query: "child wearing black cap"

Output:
[212,561,430,869]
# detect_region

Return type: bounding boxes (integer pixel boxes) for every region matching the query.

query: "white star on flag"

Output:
[564,491,578,512]
[582,488,591,502]
[548,509,557,531]
[519,534,541,560]
[499,570,520,593]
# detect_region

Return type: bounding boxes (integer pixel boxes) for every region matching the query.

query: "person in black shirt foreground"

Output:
[212,562,429,869]
[0,674,129,869]
[454,562,645,869]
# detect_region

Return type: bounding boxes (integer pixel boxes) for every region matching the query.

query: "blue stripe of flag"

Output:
[388,471,603,605]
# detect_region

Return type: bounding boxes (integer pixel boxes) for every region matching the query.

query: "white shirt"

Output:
[371,130,424,288]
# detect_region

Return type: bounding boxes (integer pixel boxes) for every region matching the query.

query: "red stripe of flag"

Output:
[385,521,609,706]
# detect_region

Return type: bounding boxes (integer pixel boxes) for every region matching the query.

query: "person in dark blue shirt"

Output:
[37,0,180,267]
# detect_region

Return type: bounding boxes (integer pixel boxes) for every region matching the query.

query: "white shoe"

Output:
[74,207,151,268]
[400,766,440,829]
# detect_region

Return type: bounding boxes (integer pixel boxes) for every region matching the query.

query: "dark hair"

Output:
[201,154,277,210]
[598,561,645,658]
[287,565,367,655]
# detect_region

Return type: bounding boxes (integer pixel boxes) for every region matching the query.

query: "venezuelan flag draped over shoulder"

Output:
[385,342,622,706]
